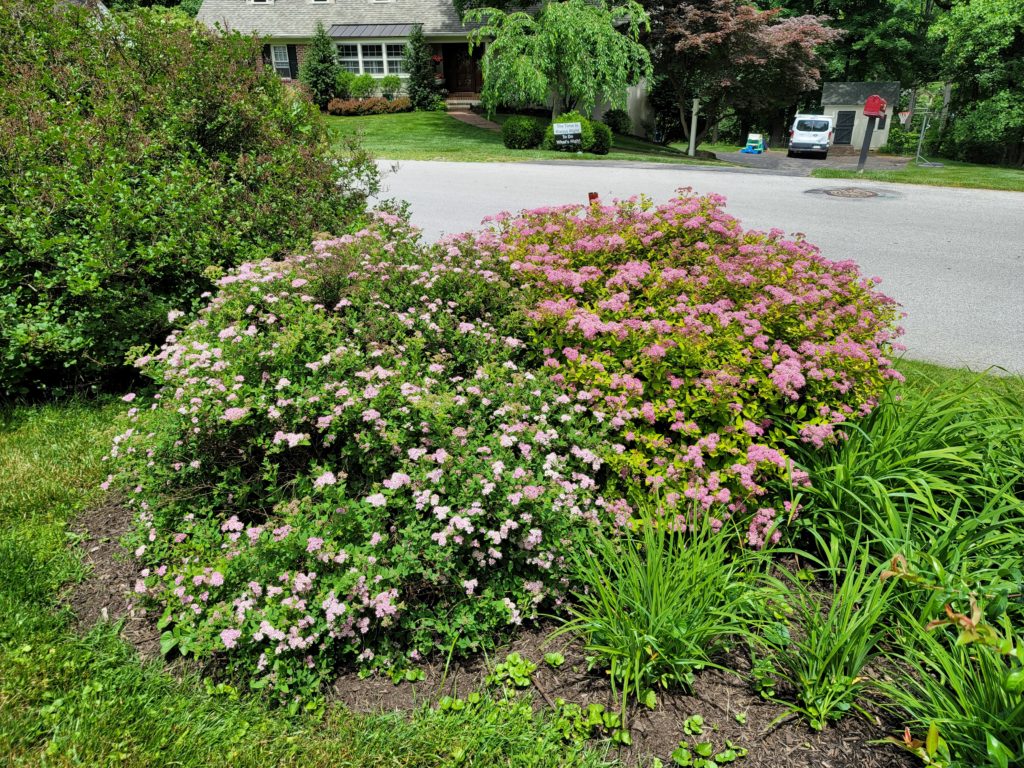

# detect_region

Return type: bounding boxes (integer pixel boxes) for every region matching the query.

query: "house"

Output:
[821,82,901,150]
[195,0,483,98]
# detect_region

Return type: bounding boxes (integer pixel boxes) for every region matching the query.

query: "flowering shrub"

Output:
[110,214,617,701]
[110,191,903,700]
[446,192,903,546]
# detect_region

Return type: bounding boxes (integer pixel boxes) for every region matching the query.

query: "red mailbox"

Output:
[863,94,887,118]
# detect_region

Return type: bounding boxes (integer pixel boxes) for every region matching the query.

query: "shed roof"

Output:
[822,82,901,107]
[328,23,418,38]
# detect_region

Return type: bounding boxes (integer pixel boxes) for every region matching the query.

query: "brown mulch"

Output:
[64,497,162,659]
[66,502,914,767]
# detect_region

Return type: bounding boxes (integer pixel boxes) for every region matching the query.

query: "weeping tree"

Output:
[467,0,652,119]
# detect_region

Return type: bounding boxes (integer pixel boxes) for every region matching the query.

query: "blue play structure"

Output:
[741,133,766,154]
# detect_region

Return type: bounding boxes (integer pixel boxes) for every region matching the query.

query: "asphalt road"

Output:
[376,159,1024,373]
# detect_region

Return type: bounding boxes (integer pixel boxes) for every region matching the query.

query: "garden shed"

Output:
[821,81,901,150]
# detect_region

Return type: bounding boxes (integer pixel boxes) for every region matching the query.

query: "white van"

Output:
[787,114,834,158]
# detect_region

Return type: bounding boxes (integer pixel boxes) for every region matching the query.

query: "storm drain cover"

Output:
[821,187,879,199]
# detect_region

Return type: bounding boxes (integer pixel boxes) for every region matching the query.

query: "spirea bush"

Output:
[448,193,904,546]
[0,0,377,395]
[110,213,619,701]
[110,191,903,701]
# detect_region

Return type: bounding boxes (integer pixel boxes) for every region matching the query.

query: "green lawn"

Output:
[811,158,1024,192]
[328,111,727,166]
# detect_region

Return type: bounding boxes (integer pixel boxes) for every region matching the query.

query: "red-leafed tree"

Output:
[646,0,841,144]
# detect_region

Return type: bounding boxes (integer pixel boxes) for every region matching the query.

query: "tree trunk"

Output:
[906,87,918,128]
[679,100,690,141]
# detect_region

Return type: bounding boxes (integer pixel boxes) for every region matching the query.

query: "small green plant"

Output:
[555,517,763,725]
[733,712,747,725]
[380,74,402,99]
[683,714,704,736]
[350,73,377,99]
[755,535,895,731]
[544,652,566,668]
[671,739,747,766]
[487,652,538,689]
[551,700,627,746]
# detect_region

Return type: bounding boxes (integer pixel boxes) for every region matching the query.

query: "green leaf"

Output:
[159,631,178,656]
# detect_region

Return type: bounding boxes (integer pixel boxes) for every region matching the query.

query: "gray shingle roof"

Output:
[822,82,901,107]
[196,0,473,38]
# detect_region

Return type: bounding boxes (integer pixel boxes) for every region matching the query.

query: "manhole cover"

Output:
[823,187,879,199]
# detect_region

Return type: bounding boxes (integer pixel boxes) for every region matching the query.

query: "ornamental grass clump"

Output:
[450,192,904,544]
[110,214,618,700]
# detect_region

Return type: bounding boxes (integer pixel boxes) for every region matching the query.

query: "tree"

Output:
[405,25,440,109]
[931,0,1024,165]
[300,22,339,109]
[467,0,652,119]
[646,0,839,144]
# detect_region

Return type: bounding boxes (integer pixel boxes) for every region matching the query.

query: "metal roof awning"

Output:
[328,23,420,39]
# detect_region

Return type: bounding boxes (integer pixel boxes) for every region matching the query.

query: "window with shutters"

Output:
[271,45,291,78]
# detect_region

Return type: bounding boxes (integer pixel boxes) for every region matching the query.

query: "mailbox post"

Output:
[857,94,887,172]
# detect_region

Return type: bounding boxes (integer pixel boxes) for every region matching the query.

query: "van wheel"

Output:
[822,152,828,160]
[787,150,795,158]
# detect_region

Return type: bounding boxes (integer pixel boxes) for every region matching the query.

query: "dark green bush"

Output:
[591,122,612,155]
[0,0,377,395]
[602,108,632,135]
[541,111,596,152]
[406,26,441,110]
[350,73,377,99]
[299,22,339,109]
[501,115,543,149]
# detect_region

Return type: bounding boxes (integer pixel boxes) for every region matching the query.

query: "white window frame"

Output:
[270,44,291,79]
[249,0,273,4]
[334,40,410,77]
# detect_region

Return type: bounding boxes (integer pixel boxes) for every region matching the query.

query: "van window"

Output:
[796,119,830,132]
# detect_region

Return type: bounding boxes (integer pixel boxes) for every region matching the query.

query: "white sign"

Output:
[553,122,582,135]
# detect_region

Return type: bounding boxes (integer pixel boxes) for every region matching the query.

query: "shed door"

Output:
[834,110,855,145]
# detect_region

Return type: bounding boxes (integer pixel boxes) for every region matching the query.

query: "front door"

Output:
[834,110,856,145]
[442,43,482,94]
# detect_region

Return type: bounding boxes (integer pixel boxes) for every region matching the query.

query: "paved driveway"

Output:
[377,159,1024,373]
[716,148,910,176]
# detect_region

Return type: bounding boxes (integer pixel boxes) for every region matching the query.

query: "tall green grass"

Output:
[791,372,1024,567]
[755,533,896,731]
[555,519,764,722]
[881,624,1024,768]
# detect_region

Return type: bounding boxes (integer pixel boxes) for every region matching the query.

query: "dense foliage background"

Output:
[0,0,378,395]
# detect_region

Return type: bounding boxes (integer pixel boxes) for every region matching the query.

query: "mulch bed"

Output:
[65,502,914,767]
